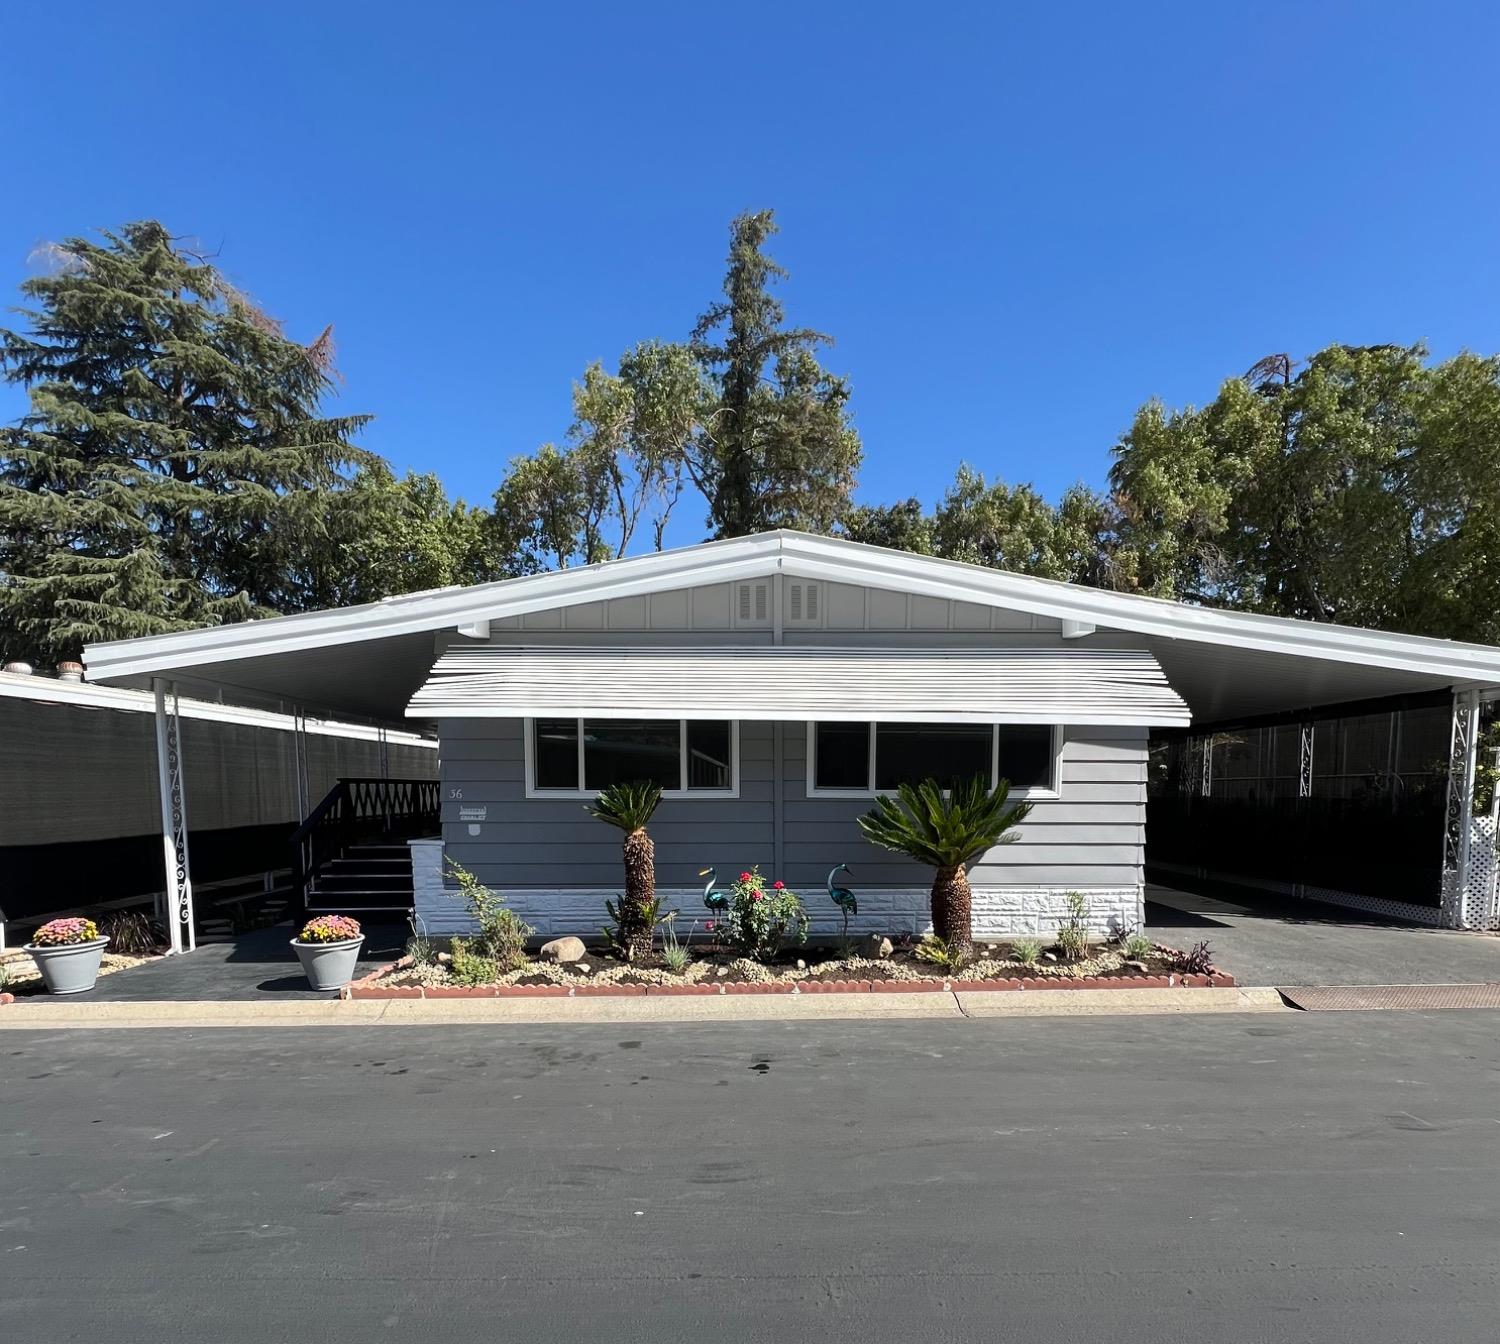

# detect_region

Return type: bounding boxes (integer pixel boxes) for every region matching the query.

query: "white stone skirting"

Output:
[410,841,1142,941]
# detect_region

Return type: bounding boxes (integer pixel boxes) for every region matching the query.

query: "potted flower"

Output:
[26,917,109,994]
[292,915,365,991]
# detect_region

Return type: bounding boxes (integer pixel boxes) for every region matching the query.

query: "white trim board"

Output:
[84,530,1500,688]
[0,671,436,747]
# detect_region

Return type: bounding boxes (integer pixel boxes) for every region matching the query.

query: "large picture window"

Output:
[529,719,737,796]
[810,722,1059,796]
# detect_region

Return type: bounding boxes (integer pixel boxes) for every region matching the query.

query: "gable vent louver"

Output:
[735,580,771,628]
[786,580,821,625]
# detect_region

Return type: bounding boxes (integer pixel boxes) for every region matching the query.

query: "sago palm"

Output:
[857,775,1031,955]
[587,780,664,961]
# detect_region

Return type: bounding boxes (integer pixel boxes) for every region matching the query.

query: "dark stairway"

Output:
[306,843,416,915]
[291,778,440,917]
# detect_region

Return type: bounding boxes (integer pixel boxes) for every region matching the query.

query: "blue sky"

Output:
[4,1,1497,548]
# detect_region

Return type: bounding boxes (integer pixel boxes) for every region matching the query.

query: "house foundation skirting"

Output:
[410,840,1142,941]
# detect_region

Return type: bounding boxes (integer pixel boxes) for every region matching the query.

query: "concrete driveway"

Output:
[1145,876,1500,987]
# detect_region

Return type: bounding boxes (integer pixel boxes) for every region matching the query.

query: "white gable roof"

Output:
[84,529,1500,690]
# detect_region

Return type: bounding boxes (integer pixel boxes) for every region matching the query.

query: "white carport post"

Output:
[152,679,197,954]
[1440,687,1481,929]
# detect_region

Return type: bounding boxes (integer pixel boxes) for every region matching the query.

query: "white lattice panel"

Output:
[1461,815,1500,930]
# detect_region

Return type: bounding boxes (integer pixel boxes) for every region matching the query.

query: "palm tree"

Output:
[587,780,664,961]
[857,775,1032,955]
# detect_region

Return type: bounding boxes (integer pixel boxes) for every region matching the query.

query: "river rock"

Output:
[539,936,586,963]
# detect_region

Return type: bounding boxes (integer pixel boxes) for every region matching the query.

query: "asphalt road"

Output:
[3,1013,1498,1343]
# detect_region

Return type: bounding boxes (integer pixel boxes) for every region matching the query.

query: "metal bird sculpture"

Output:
[828,863,857,949]
[699,867,731,915]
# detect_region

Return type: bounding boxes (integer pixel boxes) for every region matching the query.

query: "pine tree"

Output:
[690,211,861,538]
[0,221,373,664]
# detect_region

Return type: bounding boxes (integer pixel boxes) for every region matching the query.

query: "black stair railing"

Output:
[290,777,440,910]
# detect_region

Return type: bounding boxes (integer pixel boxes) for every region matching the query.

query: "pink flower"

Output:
[705,921,715,931]
[752,891,763,902]
[772,880,785,890]
[739,871,752,882]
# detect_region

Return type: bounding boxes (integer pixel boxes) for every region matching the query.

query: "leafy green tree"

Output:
[842,497,937,554]
[304,464,507,607]
[0,221,372,664]
[1108,341,1500,641]
[690,211,861,537]
[858,775,1032,956]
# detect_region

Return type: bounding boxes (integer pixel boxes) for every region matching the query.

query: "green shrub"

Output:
[722,867,809,962]
[446,860,533,971]
[659,917,693,974]
[448,936,501,987]
[1056,924,1089,961]
[1123,933,1154,961]
[1056,891,1091,961]
[1010,937,1042,968]
[914,934,969,973]
[602,894,670,961]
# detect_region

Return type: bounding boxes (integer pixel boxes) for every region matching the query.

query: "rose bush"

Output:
[721,866,809,962]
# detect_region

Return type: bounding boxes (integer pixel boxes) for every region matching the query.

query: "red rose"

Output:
[772,880,785,890]
[752,891,763,901]
[739,871,752,882]
[705,921,715,931]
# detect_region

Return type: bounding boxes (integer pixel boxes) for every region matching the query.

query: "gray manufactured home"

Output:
[81,530,1500,947]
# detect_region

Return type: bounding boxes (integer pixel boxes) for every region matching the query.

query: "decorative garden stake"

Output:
[699,867,731,915]
[827,863,857,949]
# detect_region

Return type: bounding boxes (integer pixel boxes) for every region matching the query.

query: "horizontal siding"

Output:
[435,717,1144,898]
[438,718,777,888]
[778,722,1145,891]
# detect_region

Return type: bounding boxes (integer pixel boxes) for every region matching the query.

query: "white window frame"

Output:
[805,721,1062,800]
[524,718,740,799]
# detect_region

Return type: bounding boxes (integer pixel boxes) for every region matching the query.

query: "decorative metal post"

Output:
[293,707,311,820]
[1199,734,1213,798]
[1298,721,1314,799]
[152,679,196,954]
[1441,688,1480,928]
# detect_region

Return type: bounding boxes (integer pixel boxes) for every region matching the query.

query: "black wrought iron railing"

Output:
[290,777,440,910]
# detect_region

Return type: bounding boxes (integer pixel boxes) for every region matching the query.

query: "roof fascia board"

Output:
[85,537,783,682]
[778,535,1500,684]
[85,527,1500,688]
[0,671,435,744]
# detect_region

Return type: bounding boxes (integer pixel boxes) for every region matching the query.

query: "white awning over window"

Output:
[407,646,1191,726]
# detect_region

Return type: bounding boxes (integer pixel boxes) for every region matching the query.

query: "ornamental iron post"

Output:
[152,679,197,954]
[1298,721,1314,798]
[1440,688,1480,929]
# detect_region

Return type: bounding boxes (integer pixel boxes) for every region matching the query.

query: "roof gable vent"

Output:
[734,580,771,628]
[786,580,822,626]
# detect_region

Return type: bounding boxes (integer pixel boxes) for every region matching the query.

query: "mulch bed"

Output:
[345,940,1235,1000]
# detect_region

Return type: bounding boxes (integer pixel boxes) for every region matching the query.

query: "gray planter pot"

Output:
[291,936,365,991]
[25,937,108,994]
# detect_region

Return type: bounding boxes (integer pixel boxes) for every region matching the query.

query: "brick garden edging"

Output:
[340,960,1235,1000]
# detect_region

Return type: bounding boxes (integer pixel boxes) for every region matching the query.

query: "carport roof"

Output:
[82,530,1500,725]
